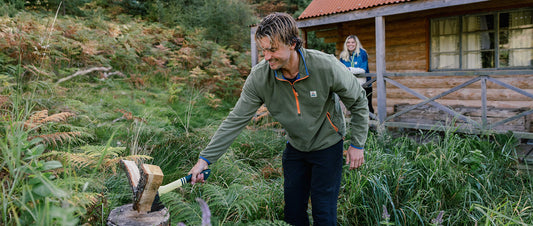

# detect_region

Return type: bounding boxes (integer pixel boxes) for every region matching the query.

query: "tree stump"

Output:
[107,203,170,226]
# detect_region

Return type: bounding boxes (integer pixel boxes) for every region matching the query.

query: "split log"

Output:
[134,164,164,213]
[110,161,168,226]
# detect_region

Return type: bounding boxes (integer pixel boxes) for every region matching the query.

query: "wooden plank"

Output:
[385,77,481,126]
[386,98,533,110]
[392,104,529,132]
[481,76,488,128]
[383,121,533,139]
[385,88,533,101]
[134,164,164,213]
[251,26,258,67]
[375,16,387,123]
[386,75,533,89]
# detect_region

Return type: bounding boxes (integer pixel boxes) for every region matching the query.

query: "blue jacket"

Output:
[340,49,370,83]
[340,49,369,73]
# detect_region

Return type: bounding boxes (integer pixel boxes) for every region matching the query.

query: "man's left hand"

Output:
[346,146,364,170]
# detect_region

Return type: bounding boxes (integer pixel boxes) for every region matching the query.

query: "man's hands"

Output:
[346,146,364,170]
[188,159,209,185]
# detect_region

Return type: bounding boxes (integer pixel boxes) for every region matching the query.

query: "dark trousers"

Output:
[364,86,374,114]
[282,140,343,226]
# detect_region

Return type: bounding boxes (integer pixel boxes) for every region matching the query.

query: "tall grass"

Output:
[337,130,532,225]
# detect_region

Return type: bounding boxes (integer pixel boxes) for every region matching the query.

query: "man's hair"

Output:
[255,12,303,49]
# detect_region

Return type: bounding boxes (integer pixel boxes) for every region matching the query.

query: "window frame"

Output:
[429,8,533,71]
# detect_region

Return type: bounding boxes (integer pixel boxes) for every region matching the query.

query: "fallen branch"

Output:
[56,66,112,84]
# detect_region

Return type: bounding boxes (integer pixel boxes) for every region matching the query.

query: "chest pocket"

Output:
[296,85,328,117]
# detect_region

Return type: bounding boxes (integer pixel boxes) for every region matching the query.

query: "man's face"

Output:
[346,38,357,52]
[258,37,294,70]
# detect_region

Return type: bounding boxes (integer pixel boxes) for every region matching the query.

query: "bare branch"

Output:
[56,67,112,84]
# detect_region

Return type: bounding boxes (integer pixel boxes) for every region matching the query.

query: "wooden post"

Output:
[251,26,258,67]
[375,16,387,126]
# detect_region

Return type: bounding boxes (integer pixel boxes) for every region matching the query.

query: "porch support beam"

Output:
[375,16,387,123]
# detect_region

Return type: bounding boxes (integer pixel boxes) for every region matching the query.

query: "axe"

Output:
[120,160,211,213]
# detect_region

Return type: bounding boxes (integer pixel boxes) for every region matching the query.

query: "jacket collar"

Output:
[274,48,310,82]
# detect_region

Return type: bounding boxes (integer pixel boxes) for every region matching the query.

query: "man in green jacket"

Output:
[188,12,369,226]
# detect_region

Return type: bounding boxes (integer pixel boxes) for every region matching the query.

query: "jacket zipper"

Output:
[289,82,301,115]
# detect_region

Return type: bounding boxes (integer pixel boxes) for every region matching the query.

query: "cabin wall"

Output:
[311,4,533,132]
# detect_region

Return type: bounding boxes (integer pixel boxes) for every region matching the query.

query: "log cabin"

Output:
[251,0,533,139]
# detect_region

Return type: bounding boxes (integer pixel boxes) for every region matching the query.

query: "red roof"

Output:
[298,0,413,20]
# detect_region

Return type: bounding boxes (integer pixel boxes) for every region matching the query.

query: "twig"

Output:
[56,66,112,84]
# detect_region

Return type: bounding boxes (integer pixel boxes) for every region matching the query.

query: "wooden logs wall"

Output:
[313,16,533,132]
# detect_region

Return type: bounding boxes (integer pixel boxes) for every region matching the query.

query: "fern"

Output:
[29,131,83,146]
[46,146,152,174]
[161,192,203,225]
[203,183,260,224]
[24,109,76,130]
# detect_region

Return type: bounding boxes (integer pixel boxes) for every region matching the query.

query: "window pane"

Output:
[501,9,533,67]
[500,49,533,67]
[499,50,510,67]
[431,17,459,35]
[432,53,459,69]
[463,14,494,32]
[431,17,460,69]
[461,13,495,69]
[509,49,532,67]
[508,10,533,29]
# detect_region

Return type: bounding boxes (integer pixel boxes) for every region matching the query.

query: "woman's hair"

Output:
[339,35,364,62]
[255,12,303,50]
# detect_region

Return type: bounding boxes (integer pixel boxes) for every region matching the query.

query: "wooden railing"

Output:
[362,70,533,139]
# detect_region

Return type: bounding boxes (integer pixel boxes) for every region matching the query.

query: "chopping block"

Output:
[107,160,169,226]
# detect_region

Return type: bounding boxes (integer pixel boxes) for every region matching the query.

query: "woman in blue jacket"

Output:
[339,35,374,113]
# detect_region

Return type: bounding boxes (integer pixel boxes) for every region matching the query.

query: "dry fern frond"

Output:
[46,151,94,169]
[115,109,146,123]
[252,105,270,122]
[30,131,82,146]
[40,112,76,124]
[0,95,10,109]
[24,110,76,130]
[25,110,49,128]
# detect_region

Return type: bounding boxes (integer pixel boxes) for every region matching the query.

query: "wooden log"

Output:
[134,164,164,213]
[107,204,169,226]
[385,98,533,110]
[387,76,533,89]
[385,87,533,101]
[393,104,529,132]
[120,160,141,198]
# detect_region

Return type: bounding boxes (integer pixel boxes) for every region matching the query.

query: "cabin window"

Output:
[430,8,532,70]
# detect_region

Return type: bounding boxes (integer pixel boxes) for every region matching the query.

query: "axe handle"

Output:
[158,169,211,194]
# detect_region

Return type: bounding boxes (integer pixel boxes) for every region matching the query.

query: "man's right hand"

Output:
[188,158,209,185]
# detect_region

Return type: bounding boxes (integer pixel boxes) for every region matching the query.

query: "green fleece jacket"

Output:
[199,48,369,164]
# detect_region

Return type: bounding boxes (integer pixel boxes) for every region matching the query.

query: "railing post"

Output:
[375,16,387,125]
[481,75,488,130]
